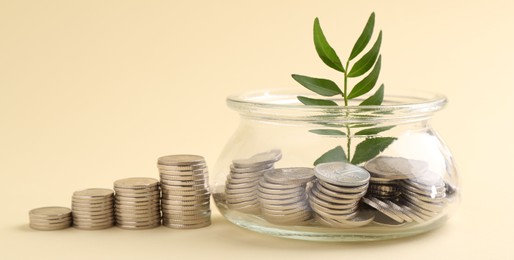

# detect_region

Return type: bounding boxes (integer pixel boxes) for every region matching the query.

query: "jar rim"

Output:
[226,88,447,123]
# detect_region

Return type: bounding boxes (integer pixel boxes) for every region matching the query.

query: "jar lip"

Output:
[226,88,447,123]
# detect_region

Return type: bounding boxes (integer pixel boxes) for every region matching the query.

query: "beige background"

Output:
[1,0,513,259]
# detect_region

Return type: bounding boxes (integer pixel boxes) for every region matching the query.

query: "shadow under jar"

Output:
[211,88,459,242]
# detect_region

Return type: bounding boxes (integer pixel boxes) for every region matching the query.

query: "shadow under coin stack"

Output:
[225,149,282,214]
[71,188,115,230]
[257,167,314,225]
[157,155,211,229]
[114,178,161,229]
[309,162,374,228]
[29,207,72,231]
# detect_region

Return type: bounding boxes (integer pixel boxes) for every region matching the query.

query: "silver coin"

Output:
[161,198,209,205]
[230,170,268,179]
[160,179,207,187]
[372,211,406,227]
[257,185,305,196]
[261,203,310,215]
[368,184,399,193]
[73,223,114,230]
[160,174,207,182]
[225,194,258,204]
[225,180,260,190]
[73,188,114,199]
[163,215,210,222]
[313,208,358,222]
[362,197,404,223]
[315,162,370,187]
[163,220,211,229]
[365,156,428,180]
[258,194,307,205]
[401,181,446,197]
[384,200,413,223]
[230,164,274,173]
[157,154,205,166]
[399,204,426,223]
[316,209,374,228]
[226,199,260,208]
[114,188,160,196]
[316,184,367,200]
[310,185,360,206]
[402,189,447,203]
[159,168,208,175]
[29,207,72,218]
[73,217,115,225]
[401,195,446,212]
[318,180,368,194]
[114,177,159,189]
[307,190,358,210]
[257,190,305,200]
[117,222,161,230]
[232,149,282,168]
[158,163,207,172]
[264,167,315,185]
[262,210,312,222]
[400,198,438,217]
[30,223,71,231]
[309,200,357,215]
[162,208,210,216]
[161,193,210,200]
[163,189,210,196]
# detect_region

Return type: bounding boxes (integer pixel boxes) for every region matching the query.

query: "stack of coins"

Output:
[309,162,374,228]
[29,207,72,231]
[362,197,417,226]
[157,155,211,229]
[114,177,161,230]
[364,156,427,200]
[257,167,315,225]
[400,172,447,221]
[225,149,281,214]
[72,188,115,230]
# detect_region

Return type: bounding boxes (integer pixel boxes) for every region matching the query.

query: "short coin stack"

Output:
[72,188,115,230]
[257,167,314,225]
[158,155,211,229]
[309,162,374,228]
[114,177,161,230]
[29,207,72,231]
[225,149,281,214]
[364,156,427,201]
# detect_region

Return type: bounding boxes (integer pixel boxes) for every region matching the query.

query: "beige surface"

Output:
[1,1,513,259]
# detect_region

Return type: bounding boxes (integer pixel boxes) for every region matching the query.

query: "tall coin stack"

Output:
[114,177,161,230]
[29,207,72,231]
[364,156,427,201]
[309,162,374,228]
[225,149,282,214]
[72,188,115,230]
[157,155,211,229]
[257,167,314,225]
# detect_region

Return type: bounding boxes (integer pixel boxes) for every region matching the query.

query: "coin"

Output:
[232,149,282,168]
[364,156,428,180]
[315,162,370,187]
[361,197,404,223]
[73,188,114,199]
[264,167,315,185]
[114,178,159,189]
[158,154,205,166]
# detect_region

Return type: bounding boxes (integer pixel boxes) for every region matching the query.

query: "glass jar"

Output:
[211,88,459,241]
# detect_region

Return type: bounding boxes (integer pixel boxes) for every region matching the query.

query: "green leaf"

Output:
[347,31,382,78]
[350,137,396,165]
[314,146,347,166]
[292,74,342,97]
[313,18,345,73]
[347,55,381,99]
[359,84,384,106]
[349,12,375,61]
[309,129,347,136]
[355,125,394,135]
[297,96,338,106]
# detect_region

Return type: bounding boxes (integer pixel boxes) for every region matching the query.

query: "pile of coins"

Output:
[309,162,374,228]
[72,188,115,230]
[400,172,447,221]
[361,156,448,226]
[114,177,161,230]
[364,156,421,200]
[29,207,72,231]
[225,149,281,213]
[257,167,314,225]
[158,155,211,229]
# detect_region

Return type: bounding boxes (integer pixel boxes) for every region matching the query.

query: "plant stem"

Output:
[343,60,351,162]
